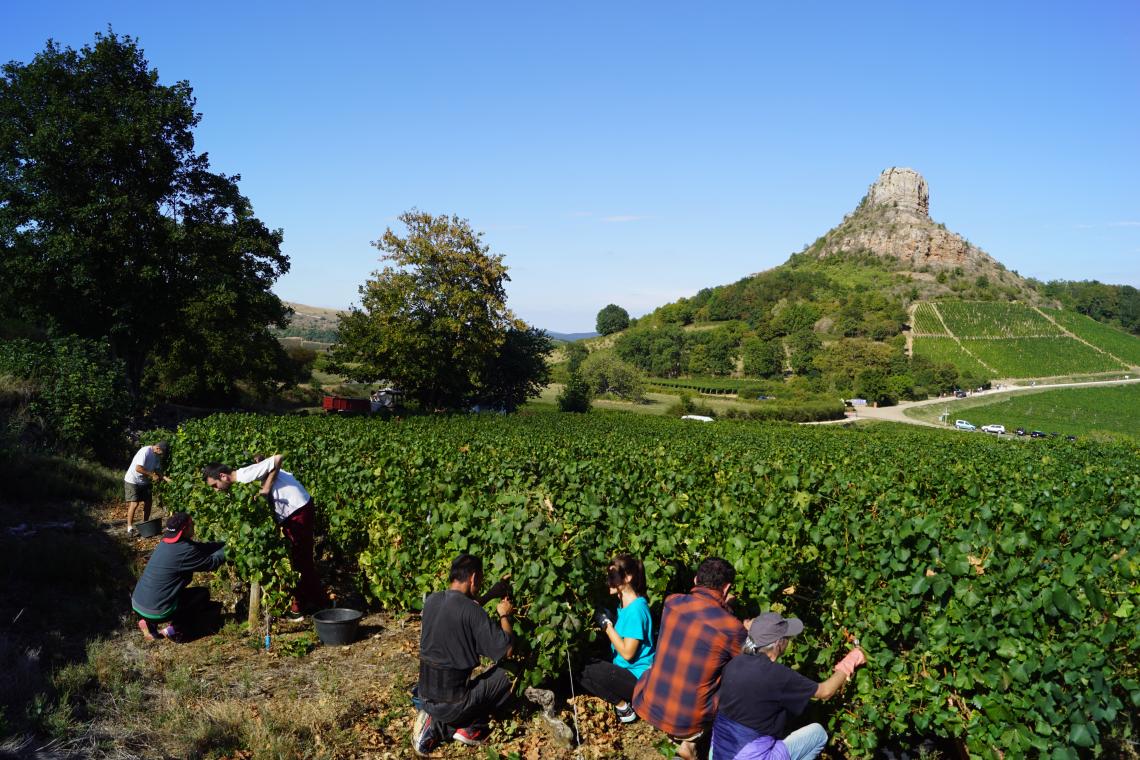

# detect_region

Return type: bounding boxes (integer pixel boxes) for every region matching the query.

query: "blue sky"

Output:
[4,2,1138,332]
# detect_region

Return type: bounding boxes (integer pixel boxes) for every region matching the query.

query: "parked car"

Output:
[1030,430,1046,438]
[954,390,968,398]
[954,420,976,431]
[981,424,1005,435]
[1015,427,1027,436]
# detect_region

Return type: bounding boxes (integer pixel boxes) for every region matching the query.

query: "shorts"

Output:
[124,481,152,502]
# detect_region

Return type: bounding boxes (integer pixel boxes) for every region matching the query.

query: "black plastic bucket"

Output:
[136,518,163,537]
[312,608,363,646]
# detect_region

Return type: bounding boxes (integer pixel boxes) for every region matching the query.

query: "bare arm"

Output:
[813,668,850,700]
[602,622,642,662]
[496,597,514,657]
[259,454,283,496]
[816,646,866,700]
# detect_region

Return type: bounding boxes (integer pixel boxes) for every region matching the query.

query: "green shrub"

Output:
[557,372,591,413]
[0,337,130,458]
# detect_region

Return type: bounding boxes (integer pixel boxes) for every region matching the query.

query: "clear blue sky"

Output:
[4,2,1138,332]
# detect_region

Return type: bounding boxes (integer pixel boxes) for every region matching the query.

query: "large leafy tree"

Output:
[329,210,551,410]
[595,303,630,335]
[0,30,292,402]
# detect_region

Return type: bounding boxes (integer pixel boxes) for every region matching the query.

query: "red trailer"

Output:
[321,395,372,414]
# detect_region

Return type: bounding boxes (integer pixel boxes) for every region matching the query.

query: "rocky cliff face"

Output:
[865,167,929,216]
[810,167,1004,274]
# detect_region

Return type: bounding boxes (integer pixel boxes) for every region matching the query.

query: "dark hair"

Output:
[201,463,233,482]
[606,554,647,597]
[695,557,735,590]
[164,512,192,536]
[449,554,483,583]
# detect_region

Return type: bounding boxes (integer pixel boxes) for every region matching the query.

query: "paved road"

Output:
[809,376,1140,428]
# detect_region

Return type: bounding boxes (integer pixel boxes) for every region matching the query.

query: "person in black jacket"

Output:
[412,554,514,755]
[131,513,226,641]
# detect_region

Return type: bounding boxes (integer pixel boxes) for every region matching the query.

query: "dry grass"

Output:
[0,499,671,759]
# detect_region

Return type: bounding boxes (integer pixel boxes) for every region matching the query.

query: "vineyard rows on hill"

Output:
[159,412,1140,758]
[961,337,1124,377]
[909,303,947,335]
[1044,308,1140,367]
[935,302,1062,338]
[910,336,992,377]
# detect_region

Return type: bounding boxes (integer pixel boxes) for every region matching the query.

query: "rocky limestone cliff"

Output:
[865,167,929,216]
[810,167,1005,275]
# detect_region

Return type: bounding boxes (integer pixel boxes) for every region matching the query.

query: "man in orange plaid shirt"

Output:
[632,557,748,760]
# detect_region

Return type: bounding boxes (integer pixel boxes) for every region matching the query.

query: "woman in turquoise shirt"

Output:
[580,554,656,723]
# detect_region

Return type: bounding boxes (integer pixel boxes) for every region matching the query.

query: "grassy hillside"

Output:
[910,301,1140,380]
[274,301,341,344]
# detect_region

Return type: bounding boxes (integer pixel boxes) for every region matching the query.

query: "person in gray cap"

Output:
[710,612,866,760]
[124,440,171,536]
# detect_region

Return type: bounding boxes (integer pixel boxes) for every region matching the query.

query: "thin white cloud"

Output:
[1075,221,1140,229]
[601,215,647,223]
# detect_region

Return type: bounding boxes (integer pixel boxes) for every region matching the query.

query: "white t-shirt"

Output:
[235,459,311,522]
[124,446,160,484]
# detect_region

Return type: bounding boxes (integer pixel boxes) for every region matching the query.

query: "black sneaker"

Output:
[412,709,438,756]
[615,702,637,723]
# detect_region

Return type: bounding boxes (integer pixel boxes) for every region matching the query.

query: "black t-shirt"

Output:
[716,653,818,738]
[420,589,511,673]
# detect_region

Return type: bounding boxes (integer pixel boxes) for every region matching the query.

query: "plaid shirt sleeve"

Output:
[631,588,747,737]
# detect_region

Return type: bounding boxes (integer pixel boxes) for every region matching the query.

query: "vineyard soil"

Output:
[6,499,678,759]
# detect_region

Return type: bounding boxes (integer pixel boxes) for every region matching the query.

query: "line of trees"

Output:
[1035,280,1140,335]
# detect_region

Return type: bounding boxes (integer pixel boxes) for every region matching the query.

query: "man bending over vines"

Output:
[201,455,328,620]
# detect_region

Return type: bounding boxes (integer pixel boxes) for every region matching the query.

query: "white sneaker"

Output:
[126,525,139,537]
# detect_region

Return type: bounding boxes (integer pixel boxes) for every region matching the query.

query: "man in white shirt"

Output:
[124,441,171,536]
[201,455,328,619]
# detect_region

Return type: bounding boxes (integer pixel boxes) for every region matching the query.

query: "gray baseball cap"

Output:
[746,612,805,648]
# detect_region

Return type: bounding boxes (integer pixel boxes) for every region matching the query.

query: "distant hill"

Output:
[547,331,598,342]
[275,301,596,347]
[598,168,1140,398]
[274,302,341,344]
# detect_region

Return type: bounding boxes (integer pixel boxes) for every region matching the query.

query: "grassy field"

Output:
[904,382,1140,439]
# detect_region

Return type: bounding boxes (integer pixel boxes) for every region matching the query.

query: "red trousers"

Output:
[280,503,327,613]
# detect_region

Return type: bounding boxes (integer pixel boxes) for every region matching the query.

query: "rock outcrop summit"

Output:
[809,167,1014,280]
